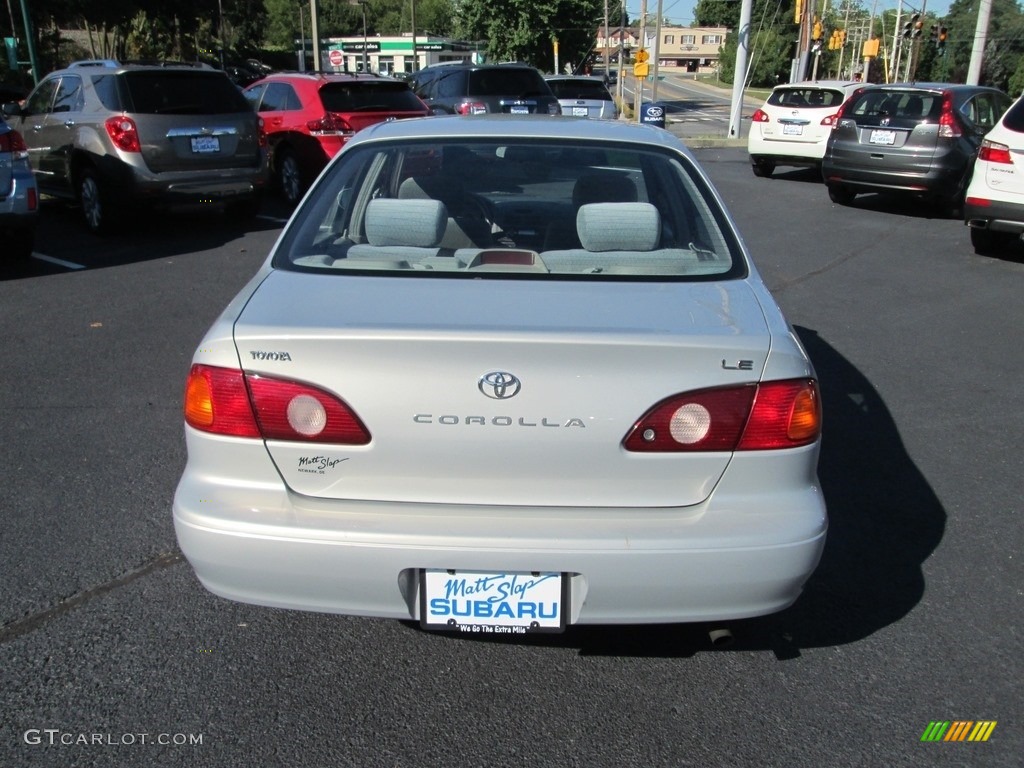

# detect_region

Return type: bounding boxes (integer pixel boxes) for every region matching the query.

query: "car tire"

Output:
[969,226,1013,256]
[276,150,303,206]
[78,168,118,235]
[751,160,775,178]
[828,185,856,205]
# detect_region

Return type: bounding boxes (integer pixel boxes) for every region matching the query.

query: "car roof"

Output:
[545,75,607,82]
[773,80,860,90]
[345,113,687,151]
[256,71,397,84]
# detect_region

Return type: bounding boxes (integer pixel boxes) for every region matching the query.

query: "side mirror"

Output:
[1,101,25,118]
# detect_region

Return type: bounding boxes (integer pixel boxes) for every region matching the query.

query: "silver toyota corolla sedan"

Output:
[174,115,826,633]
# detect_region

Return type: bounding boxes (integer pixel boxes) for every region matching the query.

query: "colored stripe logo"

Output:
[921,721,997,742]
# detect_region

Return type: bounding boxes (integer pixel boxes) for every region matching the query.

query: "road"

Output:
[620,72,762,138]
[1,149,1021,767]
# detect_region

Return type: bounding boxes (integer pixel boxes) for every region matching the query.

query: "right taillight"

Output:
[184,364,371,444]
[456,101,487,115]
[751,108,770,123]
[105,116,141,152]
[622,379,821,453]
[978,139,1012,164]
[0,128,28,157]
[307,113,354,136]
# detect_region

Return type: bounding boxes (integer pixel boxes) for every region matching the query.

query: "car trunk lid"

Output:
[233,272,773,508]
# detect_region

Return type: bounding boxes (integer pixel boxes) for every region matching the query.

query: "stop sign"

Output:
[328,49,344,67]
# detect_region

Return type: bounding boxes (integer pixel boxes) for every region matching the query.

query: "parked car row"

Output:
[2,59,628,244]
[748,79,1021,256]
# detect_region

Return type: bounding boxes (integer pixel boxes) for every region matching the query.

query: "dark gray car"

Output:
[409,62,561,116]
[1,60,268,234]
[821,83,1011,216]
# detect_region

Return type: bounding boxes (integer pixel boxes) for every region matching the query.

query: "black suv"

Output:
[1,60,268,233]
[409,62,561,116]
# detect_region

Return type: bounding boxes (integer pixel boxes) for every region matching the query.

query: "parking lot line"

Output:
[32,252,86,270]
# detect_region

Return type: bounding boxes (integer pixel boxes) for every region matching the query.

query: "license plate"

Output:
[190,135,220,153]
[782,123,804,136]
[572,107,588,117]
[510,106,529,114]
[869,129,896,145]
[420,569,566,633]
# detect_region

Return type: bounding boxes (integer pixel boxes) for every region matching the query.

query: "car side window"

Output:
[52,75,84,113]
[962,94,1001,131]
[92,75,121,110]
[260,83,296,112]
[243,83,266,111]
[412,72,436,99]
[436,72,464,99]
[24,78,59,115]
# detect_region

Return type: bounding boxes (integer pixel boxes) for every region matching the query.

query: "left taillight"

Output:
[105,116,141,152]
[184,364,371,444]
[938,91,962,139]
[978,139,1012,164]
[622,379,821,453]
[0,128,29,158]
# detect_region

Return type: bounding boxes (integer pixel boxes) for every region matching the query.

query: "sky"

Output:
[623,0,953,28]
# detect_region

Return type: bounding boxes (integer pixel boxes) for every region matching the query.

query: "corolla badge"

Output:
[478,371,521,400]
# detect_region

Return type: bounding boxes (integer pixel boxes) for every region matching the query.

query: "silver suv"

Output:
[1,60,268,234]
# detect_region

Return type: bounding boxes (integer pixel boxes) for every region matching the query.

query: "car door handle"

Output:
[63,120,76,127]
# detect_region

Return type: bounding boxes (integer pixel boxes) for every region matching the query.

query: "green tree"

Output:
[454,0,604,73]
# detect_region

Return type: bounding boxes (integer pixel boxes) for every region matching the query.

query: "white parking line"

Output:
[32,252,86,270]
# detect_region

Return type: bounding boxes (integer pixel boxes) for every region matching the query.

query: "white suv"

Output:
[964,92,1024,255]
[748,80,861,178]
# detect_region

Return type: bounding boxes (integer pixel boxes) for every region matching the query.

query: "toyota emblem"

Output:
[478,371,522,399]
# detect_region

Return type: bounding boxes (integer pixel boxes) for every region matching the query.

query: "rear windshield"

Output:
[121,71,251,114]
[769,87,847,108]
[319,81,426,112]
[467,69,550,96]
[1001,95,1024,132]
[845,90,941,121]
[547,80,613,101]
[273,138,744,281]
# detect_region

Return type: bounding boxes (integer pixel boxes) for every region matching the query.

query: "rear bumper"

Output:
[0,166,39,223]
[173,439,827,625]
[748,134,828,164]
[964,197,1024,235]
[821,154,965,197]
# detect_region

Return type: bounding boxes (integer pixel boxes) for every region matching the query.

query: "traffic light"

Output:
[813,18,823,41]
[794,0,803,25]
[913,16,924,38]
[903,13,920,39]
[839,29,846,46]
[938,26,948,52]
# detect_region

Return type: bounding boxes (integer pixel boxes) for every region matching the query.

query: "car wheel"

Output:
[969,226,1013,256]
[78,168,117,235]
[828,185,856,205]
[751,160,775,178]
[276,150,304,206]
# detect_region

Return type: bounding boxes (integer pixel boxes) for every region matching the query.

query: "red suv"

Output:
[243,72,430,205]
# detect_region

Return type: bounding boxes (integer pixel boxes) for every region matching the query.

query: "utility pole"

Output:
[651,0,663,102]
[966,0,992,85]
[603,0,609,78]
[310,0,320,71]
[727,0,752,138]
[635,0,647,122]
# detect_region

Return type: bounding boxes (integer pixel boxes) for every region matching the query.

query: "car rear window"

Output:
[548,80,613,101]
[768,88,846,108]
[319,81,426,112]
[999,95,1024,132]
[845,90,941,121]
[274,138,744,281]
[121,71,251,114]
[467,69,549,96]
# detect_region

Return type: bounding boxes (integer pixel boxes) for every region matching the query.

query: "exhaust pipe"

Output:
[708,628,734,648]
[966,219,988,229]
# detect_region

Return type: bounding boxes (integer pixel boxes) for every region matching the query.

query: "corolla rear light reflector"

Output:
[623,379,821,452]
[286,394,328,437]
[669,403,712,444]
[978,140,1012,164]
[183,364,370,444]
[751,108,770,123]
[105,116,141,152]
